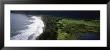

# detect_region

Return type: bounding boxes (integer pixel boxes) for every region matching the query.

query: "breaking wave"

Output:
[11,16,44,40]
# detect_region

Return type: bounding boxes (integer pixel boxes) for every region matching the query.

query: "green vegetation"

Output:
[38,15,100,40]
[57,19,100,40]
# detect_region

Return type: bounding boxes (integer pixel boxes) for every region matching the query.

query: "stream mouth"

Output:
[11,13,45,40]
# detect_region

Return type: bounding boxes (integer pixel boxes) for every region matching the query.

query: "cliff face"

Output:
[11,11,100,40]
[38,15,100,40]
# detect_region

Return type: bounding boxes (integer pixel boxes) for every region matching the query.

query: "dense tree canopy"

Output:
[38,15,100,40]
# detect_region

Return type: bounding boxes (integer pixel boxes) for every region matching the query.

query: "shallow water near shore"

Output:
[11,13,44,40]
[11,13,100,40]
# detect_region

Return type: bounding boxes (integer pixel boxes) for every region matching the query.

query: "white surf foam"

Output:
[11,16,44,40]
